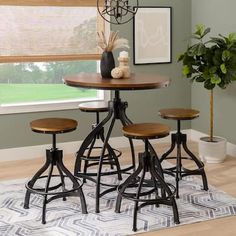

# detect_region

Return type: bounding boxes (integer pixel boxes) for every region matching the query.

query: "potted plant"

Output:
[178,24,236,163]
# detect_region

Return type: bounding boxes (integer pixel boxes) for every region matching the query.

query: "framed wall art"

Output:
[133,6,172,65]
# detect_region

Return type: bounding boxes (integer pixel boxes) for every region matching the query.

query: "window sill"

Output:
[0,91,111,115]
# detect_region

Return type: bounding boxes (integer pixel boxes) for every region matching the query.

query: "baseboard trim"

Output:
[0,141,83,163]
[0,129,235,162]
[0,133,174,162]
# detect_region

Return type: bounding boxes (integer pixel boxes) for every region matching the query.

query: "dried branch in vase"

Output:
[97,31,129,52]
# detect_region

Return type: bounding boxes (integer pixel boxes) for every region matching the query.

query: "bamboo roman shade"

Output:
[0,1,97,6]
[0,0,103,63]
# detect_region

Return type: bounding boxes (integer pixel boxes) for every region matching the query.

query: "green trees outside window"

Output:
[0,61,97,104]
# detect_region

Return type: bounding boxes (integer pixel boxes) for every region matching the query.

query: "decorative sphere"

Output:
[111,67,123,79]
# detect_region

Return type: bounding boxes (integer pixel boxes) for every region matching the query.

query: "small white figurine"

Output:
[118,51,130,78]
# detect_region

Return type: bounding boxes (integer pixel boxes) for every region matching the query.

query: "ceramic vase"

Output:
[100,51,115,78]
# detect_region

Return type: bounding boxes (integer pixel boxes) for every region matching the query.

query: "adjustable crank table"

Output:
[64,73,170,213]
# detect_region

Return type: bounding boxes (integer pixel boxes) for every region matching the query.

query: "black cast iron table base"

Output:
[79,107,123,183]
[78,126,122,183]
[74,91,137,213]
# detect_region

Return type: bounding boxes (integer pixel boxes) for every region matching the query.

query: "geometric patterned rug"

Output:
[1,168,236,236]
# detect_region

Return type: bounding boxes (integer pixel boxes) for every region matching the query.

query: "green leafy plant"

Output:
[178,25,236,142]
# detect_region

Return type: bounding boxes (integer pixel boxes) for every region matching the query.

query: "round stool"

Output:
[74,101,122,182]
[159,108,208,198]
[24,118,87,224]
[115,123,180,232]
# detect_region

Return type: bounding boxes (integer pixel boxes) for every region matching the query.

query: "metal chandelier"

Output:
[97,0,139,25]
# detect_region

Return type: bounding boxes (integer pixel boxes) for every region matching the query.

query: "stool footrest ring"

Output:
[117,182,176,203]
[25,175,84,196]
[76,165,134,178]
[81,147,122,161]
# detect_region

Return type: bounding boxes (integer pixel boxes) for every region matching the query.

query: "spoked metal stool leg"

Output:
[115,123,180,232]
[24,118,87,224]
[159,108,208,198]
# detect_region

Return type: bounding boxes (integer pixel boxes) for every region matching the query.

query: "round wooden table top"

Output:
[158,108,200,120]
[30,118,78,134]
[64,73,170,91]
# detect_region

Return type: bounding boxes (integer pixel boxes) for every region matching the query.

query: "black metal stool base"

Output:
[160,131,208,198]
[115,146,180,232]
[24,148,87,224]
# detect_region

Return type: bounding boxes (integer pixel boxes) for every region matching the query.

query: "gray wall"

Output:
[112,0,192,130]
[0,0,191,149]
[191,0,236,144]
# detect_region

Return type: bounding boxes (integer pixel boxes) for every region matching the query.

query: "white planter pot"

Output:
[198,136,227,164]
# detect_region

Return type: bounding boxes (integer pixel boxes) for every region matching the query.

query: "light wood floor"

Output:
[0,142,236,236]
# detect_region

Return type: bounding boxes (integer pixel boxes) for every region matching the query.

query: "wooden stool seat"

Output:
[79,101,109,112]
[30,118,77,134]
[158,108,199,120]
[123,123,170,139]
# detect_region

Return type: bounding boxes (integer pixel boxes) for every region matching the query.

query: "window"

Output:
[0,1,109,114]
